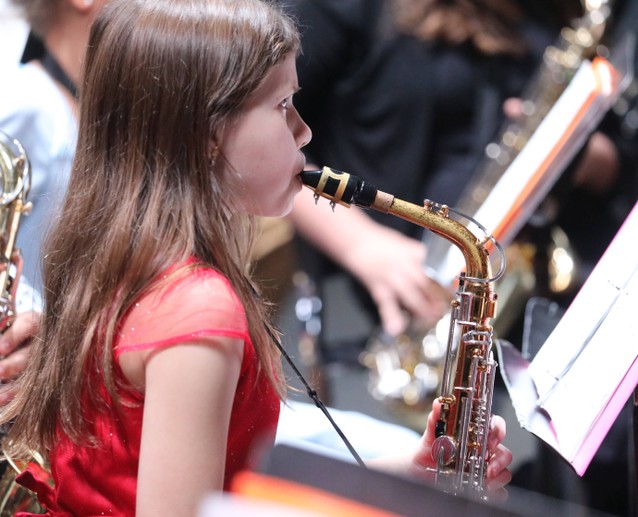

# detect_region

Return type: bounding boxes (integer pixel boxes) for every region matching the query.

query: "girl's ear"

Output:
[67,0,97,14]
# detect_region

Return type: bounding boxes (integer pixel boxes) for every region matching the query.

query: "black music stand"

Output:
[256,443,615,517]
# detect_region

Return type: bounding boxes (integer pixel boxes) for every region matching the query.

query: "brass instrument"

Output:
[0,131,32,332]
[301,166,502,496]
[364,0,613,416]
[0,131,44,516]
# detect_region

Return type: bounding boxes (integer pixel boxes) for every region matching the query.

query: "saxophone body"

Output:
[0,131,31,333]
[0,130,43,516]
[301,166,500,496]
[450,0,611,223]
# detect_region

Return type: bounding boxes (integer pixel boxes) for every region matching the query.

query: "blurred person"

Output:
[0,0,107,301]
[286,0,590,349]
[285,0,634,514]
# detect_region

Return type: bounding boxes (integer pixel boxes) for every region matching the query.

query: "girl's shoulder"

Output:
[115,262,249,357]
[159,262,243,310]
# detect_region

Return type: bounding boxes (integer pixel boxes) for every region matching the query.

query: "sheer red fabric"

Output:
[17,264,280,516]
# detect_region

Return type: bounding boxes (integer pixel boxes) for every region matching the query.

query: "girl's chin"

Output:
[251,196,297,219]
[277,183,303,216]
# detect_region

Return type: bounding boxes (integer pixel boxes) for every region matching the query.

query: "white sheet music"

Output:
[499,202,638,475]
[432,58,619,288]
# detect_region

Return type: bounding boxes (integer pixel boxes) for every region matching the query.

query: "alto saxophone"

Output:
[0,131,45,516]
[301,166,503,496]
[426,0,612,293]
[0,131,31,332]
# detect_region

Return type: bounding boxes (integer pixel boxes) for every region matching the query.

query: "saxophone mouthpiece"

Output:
[300,166,377,208]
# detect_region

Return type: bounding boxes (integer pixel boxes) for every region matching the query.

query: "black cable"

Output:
[264,324,367,468]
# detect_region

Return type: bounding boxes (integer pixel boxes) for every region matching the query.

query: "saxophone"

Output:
[0,131,32,332]
[426,0,612,289]
[0,131,45,516]
[301,166,502,496]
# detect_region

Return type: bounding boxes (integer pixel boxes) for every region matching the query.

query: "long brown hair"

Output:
[391,0,582,56]
[2,0,298,458]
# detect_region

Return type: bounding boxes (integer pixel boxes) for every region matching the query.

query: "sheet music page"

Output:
[433,58,618,287]
[528,203,638,394]
[474,59,616,245]
[522,202,638,472]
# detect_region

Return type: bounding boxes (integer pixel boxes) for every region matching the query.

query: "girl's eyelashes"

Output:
[280,88,300,111]
[280,95,293,110]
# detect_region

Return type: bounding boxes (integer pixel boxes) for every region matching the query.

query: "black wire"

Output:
[264,324,367,468]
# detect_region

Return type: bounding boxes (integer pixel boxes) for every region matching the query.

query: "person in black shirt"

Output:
[287,0,593,346]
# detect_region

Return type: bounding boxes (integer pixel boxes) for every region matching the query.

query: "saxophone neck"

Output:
[301,166,495,282]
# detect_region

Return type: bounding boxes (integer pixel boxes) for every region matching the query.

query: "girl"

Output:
[1,0,511,515]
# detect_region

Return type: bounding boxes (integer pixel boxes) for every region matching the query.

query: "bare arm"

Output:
[129,338,243,516]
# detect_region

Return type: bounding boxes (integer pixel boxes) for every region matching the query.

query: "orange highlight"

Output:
[231,471,405,517]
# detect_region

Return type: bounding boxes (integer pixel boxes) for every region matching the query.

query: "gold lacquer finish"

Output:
[0,132,32,333]
[0,131,45,516]
[359,0,611,423]
[301,166,501,497]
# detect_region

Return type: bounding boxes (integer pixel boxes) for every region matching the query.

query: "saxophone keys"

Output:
[433,435,458,466]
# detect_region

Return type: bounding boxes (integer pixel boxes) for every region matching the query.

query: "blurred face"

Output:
[218,52,312,217]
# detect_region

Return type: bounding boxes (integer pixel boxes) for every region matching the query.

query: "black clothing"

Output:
[289,0,559,239]
[287,0,564,324]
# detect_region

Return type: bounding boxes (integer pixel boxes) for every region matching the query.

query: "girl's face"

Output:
[218,52,312,217]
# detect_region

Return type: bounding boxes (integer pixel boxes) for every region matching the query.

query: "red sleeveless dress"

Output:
[16,264,280,516]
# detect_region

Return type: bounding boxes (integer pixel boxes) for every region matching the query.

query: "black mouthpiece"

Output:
[300,167,377,207]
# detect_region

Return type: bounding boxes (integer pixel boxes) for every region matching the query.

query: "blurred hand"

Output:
[340,225,452,336]
[503,97,525,120]
[291,190,452,336]
[0,311,40,404]
[571,131,619,192]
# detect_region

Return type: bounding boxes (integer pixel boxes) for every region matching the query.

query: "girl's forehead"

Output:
[245,53,299,105]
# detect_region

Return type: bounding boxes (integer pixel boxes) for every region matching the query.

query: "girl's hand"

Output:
[412,400,513,498]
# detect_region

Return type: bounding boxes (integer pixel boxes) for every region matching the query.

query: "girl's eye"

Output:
[280,97,290,110]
